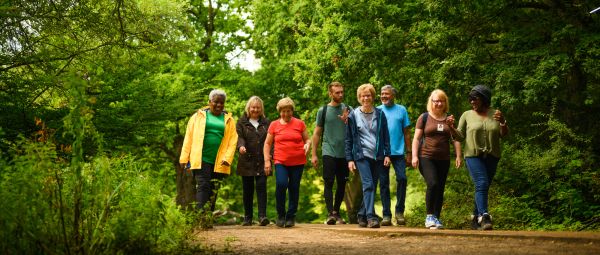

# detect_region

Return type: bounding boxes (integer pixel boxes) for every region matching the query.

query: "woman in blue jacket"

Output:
[345,83,391,228]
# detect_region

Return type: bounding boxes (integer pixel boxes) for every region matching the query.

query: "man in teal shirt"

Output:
[377,85,411,226]
[311,82,350,225]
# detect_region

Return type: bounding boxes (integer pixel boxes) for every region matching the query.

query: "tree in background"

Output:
[248,0,600,229]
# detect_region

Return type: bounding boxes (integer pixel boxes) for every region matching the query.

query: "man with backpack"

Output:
[311,81,351,225]
[377,84,411,226]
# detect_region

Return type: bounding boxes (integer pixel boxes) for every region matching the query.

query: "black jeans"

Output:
[418,157,449,217]
[322,156,349,214]
[193,162,227,212]
[241,175,267,219]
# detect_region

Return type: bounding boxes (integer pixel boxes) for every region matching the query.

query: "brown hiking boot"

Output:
[381,216,392,226]
[367,219,380,228]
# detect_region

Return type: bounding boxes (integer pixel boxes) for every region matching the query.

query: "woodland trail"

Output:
[195,223,600,254]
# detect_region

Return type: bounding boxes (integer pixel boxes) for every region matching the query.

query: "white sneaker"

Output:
[425,215,436,229]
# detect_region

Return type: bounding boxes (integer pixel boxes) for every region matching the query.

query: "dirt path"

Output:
[195,223,600,254]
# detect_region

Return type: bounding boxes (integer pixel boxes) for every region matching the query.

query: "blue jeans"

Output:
[465,156,500,216]
[379,155,407,217]
[275,164,304,219]
[355,158,381,221]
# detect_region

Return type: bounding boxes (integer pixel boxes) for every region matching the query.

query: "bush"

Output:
[0,141,196,254]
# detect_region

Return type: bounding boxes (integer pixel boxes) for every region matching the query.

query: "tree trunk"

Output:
[175,163,196,210]
[170,133,197,210]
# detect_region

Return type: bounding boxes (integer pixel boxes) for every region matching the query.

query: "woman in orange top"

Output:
[263,97,311,228]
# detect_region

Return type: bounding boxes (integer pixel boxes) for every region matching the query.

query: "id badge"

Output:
[437,123,444,132]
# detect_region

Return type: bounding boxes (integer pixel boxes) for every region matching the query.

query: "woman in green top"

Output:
[447,85,508,231]
[180,89,238,214]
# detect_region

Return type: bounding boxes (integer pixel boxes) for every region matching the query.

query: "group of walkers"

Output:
[179,82,508,231]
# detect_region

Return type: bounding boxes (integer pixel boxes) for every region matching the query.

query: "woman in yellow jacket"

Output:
[179,89,238,212]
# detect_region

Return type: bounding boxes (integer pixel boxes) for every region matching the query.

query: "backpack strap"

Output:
[418,112,429,157]
[319,104,328,148]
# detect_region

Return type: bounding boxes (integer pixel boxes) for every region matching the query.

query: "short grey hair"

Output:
[209,89,227,102]
[381,84,397,96]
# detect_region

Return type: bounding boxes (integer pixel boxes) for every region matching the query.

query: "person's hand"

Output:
[455,156,462,169]
[348,161,356,173]
[179,163,187,169]
[411,156,419,169]
[304,143,310,156]
[494,109,505,124]
[311,155,319,169]
[446,115,455,127]
[405,153,412,166]
[383,156,391,167]
[264,160,272,175]
[338,107,350,124]
[239,146,247,154]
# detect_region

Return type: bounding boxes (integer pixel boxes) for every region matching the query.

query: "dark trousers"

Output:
[322,156,349,214]
[274,164,304,219]
[379,155,407,216]
[193,162,227,212]
[418,157,450,217]
[241,175,267,219]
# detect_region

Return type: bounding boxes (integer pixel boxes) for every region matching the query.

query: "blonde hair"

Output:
[244,96,265,118]
[356,83,376,104]
[276,97,295,112]
[426,89,449,113]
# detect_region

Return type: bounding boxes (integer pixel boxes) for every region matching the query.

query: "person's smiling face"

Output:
[469,95,483,112]
[249,102,262,119]
[380,89,394,106]
[359,91,373,107]
[209,95,225,116]
[279,107,293,123]
[431,95,446,113]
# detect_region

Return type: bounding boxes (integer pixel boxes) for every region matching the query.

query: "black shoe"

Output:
[333,212,346,224]
[285,217,295,228]
[259,217,269,226]
[326,212,336,225]
[367,219,380,228]
[480,214,493,230]
[276,216,285,228]
[242,216,252,226]
[358,217,368,228]
[471,215,480,230]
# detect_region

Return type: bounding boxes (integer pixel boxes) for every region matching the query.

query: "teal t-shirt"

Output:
[315,104,348,158]
[202,112,225,164]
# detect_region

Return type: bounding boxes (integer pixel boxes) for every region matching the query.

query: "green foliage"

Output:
[1,0,599,242]
[248,0,600,231]
[0,140,195,254]
[494,109,600,230]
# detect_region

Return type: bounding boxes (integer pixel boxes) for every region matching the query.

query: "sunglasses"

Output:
[468,95,480,101]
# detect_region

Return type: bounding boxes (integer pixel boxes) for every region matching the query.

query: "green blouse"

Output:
[455,109,504,158]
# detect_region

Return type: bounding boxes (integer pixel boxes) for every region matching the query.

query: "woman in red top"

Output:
[264,97,311,228]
